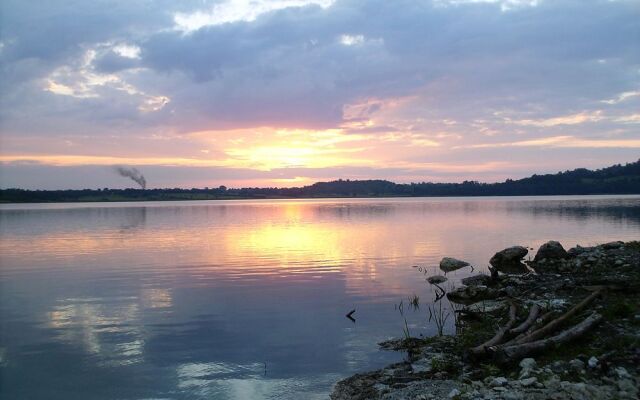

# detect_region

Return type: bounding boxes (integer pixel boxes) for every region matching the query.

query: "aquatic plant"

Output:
[408,294,420,309]
[428,296,451,336]
[402,318,411,339]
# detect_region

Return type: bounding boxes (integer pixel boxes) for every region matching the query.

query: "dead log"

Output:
[509,304,541,335]
[494,312,602,363]
[511,289,602,345]
[470,301,517,355]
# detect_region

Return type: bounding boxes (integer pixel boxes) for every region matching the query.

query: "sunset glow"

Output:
[1,0,638,189]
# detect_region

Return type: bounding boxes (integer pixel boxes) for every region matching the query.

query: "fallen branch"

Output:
[509,304,540,335]
[470,301,517,355]
[503,310,555,346]
[494,312,602,363]
[511,289,602,345]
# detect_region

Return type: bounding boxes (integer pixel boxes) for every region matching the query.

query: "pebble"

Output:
[588,356,599,368]
[447,388,461,398]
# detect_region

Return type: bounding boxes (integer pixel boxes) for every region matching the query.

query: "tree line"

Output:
[1,160,639,203]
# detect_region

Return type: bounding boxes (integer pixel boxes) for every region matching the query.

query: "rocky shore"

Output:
[331,240,640,400]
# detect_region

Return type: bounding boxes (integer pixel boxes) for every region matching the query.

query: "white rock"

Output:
[447,388,461,398]
[588,356,599,368]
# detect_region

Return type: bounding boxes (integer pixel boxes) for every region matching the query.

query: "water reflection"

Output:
[1,196,639,399]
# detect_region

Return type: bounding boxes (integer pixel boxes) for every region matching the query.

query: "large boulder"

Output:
[534,241,568,261]
[489,246,528,273]
[439,257,470,272]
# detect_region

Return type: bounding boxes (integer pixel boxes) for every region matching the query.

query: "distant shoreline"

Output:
[2,192,640,205]
[0,193,640,207]
[1,160,638,203]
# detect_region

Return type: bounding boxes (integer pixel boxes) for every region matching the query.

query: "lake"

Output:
[1,196,639,399]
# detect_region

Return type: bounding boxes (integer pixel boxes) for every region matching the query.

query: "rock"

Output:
[602,241,624,249]
[489,246,528,273]
[447,388,460,398]
[569,359,585,372]
[617,379,637,396]
[427,275,448,284]
[466,300,507,313]
[461,274,491,286]
[588,356,599,368]
[519,377,537,387]
[490,377,508,387]
[567,245,587,257]
[411,360,432,374]
[519,358,537,378]
[519,358,536,370]
[439,257,470,272]
[615,367,631,379]
[534,241,568,261]
[447,285,498,304]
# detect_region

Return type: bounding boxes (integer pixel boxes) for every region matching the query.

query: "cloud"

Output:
[173,0,336,32]
[506,111,604,127]
[456,135,640,149]
[0,0,639,188]
[601,90,640,105]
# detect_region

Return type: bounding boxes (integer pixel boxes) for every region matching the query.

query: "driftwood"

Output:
[504,310,556,346]
[494,312,603,363]
[470,302,517,355]
[509,304,541,335]
[511,289,602,345]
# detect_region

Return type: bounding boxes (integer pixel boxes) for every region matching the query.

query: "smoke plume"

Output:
[114,166,146,189]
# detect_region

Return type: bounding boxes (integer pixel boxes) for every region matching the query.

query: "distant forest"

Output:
[1,160,639,203]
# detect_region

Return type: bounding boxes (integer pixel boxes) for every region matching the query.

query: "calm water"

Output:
[1,196,639,399]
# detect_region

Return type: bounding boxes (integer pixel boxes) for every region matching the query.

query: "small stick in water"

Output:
[346,309,356,322]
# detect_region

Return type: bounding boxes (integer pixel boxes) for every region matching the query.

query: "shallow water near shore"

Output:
[1,195,639,399]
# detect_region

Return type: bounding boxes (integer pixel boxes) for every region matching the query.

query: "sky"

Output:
[0,0,638,189]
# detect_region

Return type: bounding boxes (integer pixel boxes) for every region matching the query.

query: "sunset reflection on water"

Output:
[1,196,639,399]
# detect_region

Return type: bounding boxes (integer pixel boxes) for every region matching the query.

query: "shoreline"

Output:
[331,241,640,400]
[1,193,639,207]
